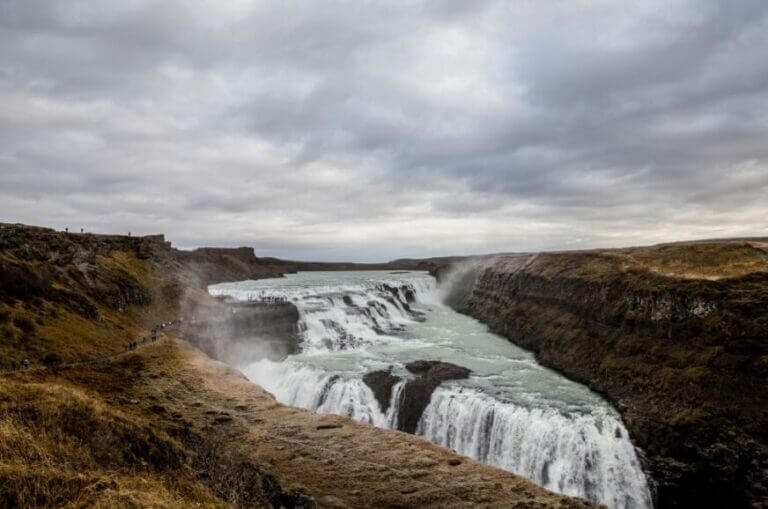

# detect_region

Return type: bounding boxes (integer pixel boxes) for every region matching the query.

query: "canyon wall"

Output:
[439,241,768,508]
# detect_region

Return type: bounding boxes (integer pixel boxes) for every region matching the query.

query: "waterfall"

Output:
[211,274,437,352]
[215,271,652,508]
[419,387,652,509]
[248,359,404,429]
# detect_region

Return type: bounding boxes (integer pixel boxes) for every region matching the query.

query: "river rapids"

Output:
[209,271,652,508]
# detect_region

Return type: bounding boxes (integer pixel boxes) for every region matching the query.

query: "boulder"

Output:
[398,361,471,434]
[362,369,402,413]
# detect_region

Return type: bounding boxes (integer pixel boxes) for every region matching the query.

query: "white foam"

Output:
[218,272,652,508]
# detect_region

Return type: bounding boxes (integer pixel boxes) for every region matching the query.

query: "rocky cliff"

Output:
[180,247,299,287]
[439,240,768,508]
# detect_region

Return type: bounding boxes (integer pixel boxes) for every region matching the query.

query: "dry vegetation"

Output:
[0,378,226,508]
[0,229,181,368]
[531,239,768,282]
[624,240,768,279]
[1,339,591,508]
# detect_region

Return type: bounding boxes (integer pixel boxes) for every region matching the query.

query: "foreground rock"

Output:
[362,368,401,413]
[439,239,768,508]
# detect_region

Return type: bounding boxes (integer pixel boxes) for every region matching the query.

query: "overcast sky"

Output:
[1,1,767,261]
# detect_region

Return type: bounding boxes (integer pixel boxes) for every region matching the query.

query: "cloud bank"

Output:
[1,0,767,261]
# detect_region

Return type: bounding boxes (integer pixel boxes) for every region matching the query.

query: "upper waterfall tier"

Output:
[210,271,438,352]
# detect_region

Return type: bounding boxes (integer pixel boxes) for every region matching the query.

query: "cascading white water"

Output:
[419,387,650,509]
[210,271,652,508]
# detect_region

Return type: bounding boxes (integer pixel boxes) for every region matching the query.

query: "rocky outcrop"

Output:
[362,369,401,413]
[179,247,299,288]
[440,241,768,508]
[181,302,301,366]
[397,361,471,433]
[363,361,471,434]
[0,225,165,322]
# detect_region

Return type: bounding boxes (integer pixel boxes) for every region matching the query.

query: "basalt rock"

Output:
[362,369,401,413]
[397,361,471,434]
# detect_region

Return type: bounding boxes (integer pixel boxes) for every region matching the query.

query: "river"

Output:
[209,270,652,508]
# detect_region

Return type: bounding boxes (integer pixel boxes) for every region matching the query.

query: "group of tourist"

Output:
[250,296,288,304]
[4,320,181,373]
[6,359,30,371]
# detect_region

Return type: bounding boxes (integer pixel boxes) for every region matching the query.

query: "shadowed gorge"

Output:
[2,223,766,507]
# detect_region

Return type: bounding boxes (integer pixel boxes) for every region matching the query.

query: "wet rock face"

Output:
[405,360,470,378]
[398,361,471,434]
[362,370,401,413]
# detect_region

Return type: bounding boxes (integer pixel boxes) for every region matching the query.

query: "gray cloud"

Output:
[1,0,766,261]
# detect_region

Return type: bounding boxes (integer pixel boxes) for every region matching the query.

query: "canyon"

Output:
[437,243,768,508]
[0,223,588,508]
[1,222,766,508]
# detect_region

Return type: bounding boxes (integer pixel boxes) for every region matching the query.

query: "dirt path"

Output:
[0,320,179,376]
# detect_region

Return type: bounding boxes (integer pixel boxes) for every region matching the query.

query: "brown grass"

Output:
[624,241,768,280]
[0,247,182,368]
[527,240,768,283]
[0,379,228,508]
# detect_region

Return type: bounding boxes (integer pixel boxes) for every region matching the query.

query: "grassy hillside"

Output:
[0,225,183,368]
